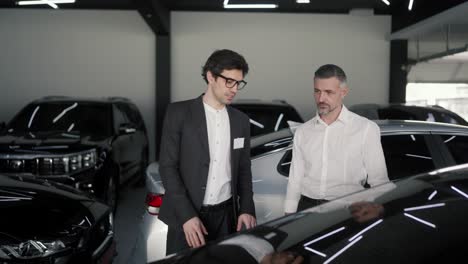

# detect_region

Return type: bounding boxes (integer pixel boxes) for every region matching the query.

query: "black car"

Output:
[153,163,468,264]
[0,173,115,263]
[231,99,303,137]
[0,96,149,211]
[349,103,468,126]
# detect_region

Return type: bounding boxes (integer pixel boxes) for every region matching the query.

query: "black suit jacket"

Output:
[159,95,255,227]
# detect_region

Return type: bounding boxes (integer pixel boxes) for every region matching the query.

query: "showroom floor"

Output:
[114,183,146,264]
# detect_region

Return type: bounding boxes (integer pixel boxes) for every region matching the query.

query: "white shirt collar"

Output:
[315,105,350,125]
[203,101,226,114]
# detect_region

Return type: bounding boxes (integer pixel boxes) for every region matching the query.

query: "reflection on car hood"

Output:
[157,164,468,264]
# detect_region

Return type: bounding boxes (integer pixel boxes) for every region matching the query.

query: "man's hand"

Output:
[237,213,256,231]
[349,201,384,223]
[182,217,208,248]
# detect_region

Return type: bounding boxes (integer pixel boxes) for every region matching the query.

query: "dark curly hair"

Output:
[202,49,249,83]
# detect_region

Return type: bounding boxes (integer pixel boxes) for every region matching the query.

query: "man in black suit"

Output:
[159,49,256,255]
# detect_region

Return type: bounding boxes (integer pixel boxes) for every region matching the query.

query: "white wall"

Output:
[0,9,156,160]
[172,11,391,120]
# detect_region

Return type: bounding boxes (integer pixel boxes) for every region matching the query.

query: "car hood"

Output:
[0,133,110,154]
[0,174,110,262]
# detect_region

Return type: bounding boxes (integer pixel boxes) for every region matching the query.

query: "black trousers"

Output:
[166,199,235,255]
[297,195,328,211]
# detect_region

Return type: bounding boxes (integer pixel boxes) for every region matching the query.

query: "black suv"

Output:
[0,96,149,211]
[231,99,303,137]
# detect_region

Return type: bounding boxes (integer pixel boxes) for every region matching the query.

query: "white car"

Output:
[131,120,468,262]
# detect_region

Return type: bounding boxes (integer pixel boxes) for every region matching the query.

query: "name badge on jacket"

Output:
[233,137,244,149]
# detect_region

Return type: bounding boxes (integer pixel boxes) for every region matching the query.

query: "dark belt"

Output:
[200,198,232,213]
[299,195,328,208]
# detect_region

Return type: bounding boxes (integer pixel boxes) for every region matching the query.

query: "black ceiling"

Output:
[0,0,449,15]
[1,0,467,32]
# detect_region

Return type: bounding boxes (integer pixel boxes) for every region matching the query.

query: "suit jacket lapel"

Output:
[192,96,210,159]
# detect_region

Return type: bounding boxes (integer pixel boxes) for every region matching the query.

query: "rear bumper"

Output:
[130,212,168,263]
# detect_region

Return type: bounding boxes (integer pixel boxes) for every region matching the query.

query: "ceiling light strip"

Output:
[17,0,75,5]
[224,4,278,9]
[223,0,277,9]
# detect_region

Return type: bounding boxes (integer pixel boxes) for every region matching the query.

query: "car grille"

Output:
[0,158,66,175]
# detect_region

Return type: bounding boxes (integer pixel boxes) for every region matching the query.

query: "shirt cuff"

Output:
[284,199,299,213]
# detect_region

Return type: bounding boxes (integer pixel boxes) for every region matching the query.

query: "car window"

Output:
[381,134,435,180]
[233,105,303,137]
[7,102,112,136]
[118,102,144,130]
[113,104,128,131]
[127,103,146,131]
[277,149,292,177]
[439,134,468,165]
[378,108,419,120]
[437,112,460,125]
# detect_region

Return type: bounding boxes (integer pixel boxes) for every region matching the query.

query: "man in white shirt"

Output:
[284,64,389,214]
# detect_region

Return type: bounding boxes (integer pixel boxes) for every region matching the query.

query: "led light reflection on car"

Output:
[304,226,346,246]
[348,219,383,242]
[323,236,363,264]
[304,246,327,257]
[67,123,75,132]
[451,185,468,198]
[444,136,456,143]
[403,203,445,212]
[28,105,40,128]
[250,119,265,129]
[274,113,284,132]
[405,154,432,160]
[301,188,453,262]
[303,226,346,258]
[53,102,78,123]
[428,190,437,200]
[265,138,292,147]
[404,213,436,228]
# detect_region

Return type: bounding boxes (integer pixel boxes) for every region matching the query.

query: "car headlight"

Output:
[38,149,97,175]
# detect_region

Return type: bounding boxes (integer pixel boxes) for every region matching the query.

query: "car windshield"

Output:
[6,102,112,136]
[233,104,303,137]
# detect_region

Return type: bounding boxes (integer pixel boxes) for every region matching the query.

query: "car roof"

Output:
[231,99,293,107]
[251,120,468,148]
[31,96,131,104]
[350,103,466,119]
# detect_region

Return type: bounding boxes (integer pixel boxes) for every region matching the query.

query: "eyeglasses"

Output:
[215,73,247,90]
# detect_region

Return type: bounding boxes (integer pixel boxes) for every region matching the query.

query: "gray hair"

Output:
[314,64,347,88]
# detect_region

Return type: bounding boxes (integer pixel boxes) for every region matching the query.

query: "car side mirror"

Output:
[119,123,136,135]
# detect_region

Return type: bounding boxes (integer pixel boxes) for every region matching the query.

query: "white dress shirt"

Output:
[202,102,232,205]
[284,105,389,213]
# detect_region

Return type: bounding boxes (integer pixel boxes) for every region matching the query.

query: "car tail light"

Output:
[146,193,163,215]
